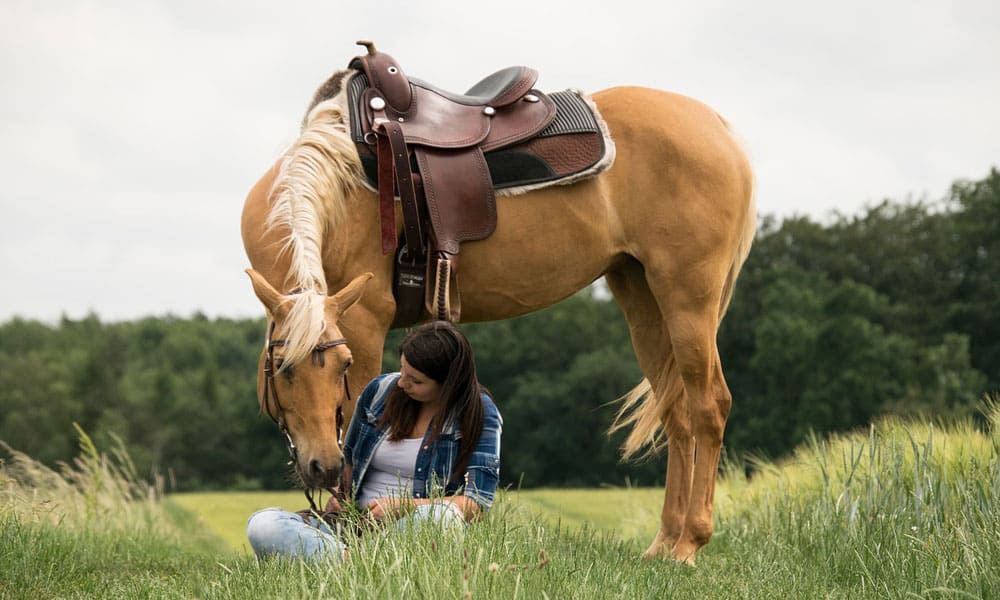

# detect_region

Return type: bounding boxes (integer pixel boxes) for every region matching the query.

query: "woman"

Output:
[247,321,502,561]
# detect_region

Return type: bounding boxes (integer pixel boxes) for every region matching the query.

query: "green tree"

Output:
[948,169,1000,387]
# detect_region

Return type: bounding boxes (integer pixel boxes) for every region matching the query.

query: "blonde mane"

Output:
[264,71,362,365]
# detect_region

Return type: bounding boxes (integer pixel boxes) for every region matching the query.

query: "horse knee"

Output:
[665,412,692,441]
[691,402,726,445]
[714,377,732,421]
[688,374,731,443]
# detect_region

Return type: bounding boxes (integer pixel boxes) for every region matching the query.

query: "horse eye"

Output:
[343,358,353,372]
[276,359,293,381]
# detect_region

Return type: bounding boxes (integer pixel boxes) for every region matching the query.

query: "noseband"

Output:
[261,322,352,470]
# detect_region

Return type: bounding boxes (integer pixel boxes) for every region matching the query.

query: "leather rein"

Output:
[262,321,351,512]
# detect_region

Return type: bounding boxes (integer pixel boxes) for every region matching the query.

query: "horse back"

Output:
[456,86,754,320]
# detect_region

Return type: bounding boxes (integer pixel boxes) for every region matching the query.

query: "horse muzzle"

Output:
[294,454,345,490]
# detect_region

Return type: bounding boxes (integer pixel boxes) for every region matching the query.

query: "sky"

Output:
[1,0,997,322]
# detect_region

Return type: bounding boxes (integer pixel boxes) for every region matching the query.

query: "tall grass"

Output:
[4,404,1000,598]
[1,424,164,530]
[711,401,1000,597]
[0,425,223,598]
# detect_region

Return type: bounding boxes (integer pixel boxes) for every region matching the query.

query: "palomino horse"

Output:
[241,53,754,564]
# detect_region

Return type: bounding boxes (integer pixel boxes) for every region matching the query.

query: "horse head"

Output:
[246,269,373,490]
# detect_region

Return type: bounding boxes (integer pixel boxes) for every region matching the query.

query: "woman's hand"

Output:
[443,495,479,521]
[366,497,411,521]
[324,495,343,513]
[366,496,480,522]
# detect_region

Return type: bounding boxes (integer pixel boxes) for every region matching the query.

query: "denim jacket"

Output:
[342,373,502,511]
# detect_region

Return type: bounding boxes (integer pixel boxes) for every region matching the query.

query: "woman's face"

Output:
[398,354,443,404]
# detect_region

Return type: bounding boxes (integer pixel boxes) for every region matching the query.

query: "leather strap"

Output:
[390,241,428,328]
[375,128,397,255]
[376,120,425,260]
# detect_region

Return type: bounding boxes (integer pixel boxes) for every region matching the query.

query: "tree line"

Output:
[1,169,997,490]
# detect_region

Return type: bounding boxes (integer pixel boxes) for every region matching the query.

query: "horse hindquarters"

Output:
[599,86,755,564]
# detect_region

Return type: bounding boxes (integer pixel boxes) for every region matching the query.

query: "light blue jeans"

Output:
[246,502,465,562]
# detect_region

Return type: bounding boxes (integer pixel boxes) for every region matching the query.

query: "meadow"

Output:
[168,487,666,556]
[3,408,1000,599]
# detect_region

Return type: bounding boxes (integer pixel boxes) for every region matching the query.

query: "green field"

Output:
[169,487,666,555]
[4,411,1000,598]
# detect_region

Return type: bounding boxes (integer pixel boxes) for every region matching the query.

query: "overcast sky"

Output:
[2,0,997,322]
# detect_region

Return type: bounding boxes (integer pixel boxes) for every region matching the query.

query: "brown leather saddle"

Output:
[346,41,611,326]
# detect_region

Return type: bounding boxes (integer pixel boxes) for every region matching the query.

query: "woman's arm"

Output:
[365,494,480,522]
[459,394,503,513]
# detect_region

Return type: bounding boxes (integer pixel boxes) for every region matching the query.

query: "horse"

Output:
[241,49,755,564]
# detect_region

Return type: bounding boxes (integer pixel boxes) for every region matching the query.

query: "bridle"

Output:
[261,321,352,511]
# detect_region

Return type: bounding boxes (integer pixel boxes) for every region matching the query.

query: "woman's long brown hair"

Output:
[378,321,488,483]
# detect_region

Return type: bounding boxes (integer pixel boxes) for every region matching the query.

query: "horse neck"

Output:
[321,186,391,289]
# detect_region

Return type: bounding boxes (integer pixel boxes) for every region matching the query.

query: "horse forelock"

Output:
[265,70,362,301]
[274,291,328,368]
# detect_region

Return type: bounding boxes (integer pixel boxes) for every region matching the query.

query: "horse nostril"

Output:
[309,459,326,479]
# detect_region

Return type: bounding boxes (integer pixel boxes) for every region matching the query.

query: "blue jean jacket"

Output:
[342,373,503,511]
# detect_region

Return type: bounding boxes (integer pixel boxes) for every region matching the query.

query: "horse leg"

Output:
[661,304,732,565]
[605,262,695,561]
[652,396,696,561]
[613,249,736,564]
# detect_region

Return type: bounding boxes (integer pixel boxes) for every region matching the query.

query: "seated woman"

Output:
[247,320,502,561]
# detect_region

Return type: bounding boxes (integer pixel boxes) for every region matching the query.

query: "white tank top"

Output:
[356,437,423,508]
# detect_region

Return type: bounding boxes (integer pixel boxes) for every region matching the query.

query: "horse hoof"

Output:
[641,541,670,560]
[670,544,698,566]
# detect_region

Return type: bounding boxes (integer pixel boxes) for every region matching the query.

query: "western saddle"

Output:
[346,40,609,326]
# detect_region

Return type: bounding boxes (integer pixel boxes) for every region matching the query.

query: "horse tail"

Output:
[611,366,685,460]
[612,118,756,460]
[266,98,361,295]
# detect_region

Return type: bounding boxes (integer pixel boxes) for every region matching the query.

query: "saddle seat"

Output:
[411,65,539,107]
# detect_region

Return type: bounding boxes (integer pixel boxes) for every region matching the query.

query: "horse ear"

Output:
[329,272,374,315]
[246,269,286,315]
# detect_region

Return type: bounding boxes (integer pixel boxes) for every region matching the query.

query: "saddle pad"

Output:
[347,73,614,194]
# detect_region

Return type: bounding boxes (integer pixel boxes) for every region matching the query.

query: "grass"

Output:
[0,426,225,598]
[168,490,303,555]
[4,404,1000,598]
[169,487,666,555]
